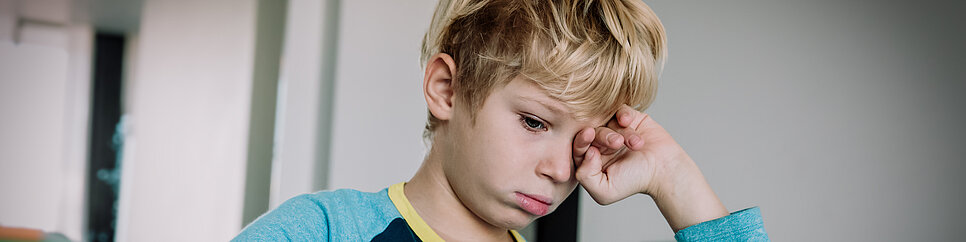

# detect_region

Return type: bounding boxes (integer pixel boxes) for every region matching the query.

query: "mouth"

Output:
[514,192,552,216]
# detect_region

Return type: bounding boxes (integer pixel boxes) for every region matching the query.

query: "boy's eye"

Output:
[520,115,547,132]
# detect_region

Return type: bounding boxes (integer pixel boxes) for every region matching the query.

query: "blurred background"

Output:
[0,0,963,241]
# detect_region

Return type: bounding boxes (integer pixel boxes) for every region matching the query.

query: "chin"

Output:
[500,209,539,230]
[504,220,533,231]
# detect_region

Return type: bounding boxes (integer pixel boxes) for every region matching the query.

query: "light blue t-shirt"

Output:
[233,183,769,241]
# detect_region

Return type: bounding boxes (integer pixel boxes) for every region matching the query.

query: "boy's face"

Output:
[439,76,608,229]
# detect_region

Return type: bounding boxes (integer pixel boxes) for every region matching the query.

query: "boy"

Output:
[235,0,768,241]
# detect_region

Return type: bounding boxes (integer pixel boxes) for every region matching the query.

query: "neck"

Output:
[405,147,511,241]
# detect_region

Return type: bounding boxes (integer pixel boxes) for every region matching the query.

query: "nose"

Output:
[535,138,575,183]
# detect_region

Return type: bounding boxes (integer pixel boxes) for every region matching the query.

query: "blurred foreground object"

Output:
[0,225,70,242]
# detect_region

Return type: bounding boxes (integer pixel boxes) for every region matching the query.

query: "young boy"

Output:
[235,0,768,241]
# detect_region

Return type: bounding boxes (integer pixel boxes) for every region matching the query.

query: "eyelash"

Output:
[519,114,549,132]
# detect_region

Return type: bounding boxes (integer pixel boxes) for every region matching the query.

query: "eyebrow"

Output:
[517,94,608,127]
[518,95,567,115]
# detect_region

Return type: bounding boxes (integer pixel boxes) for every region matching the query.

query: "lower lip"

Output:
[515,193,550,216]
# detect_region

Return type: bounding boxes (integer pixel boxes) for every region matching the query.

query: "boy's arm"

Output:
[573,105,769,240]
[673,207,769,242]
[649,153,728,232]
[233,194,330,241]
[650,153,769,241]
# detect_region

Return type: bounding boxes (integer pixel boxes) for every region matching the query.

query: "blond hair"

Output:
[421,0,667,140]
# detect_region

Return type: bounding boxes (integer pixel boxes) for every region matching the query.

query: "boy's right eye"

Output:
[520,115,548,132]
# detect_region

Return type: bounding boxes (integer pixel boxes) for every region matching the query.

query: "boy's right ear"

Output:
[423,53,458,122]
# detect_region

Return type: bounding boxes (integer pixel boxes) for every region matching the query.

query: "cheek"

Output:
[487,121,540,170]
[456,120,540,189]
[450,121,518,176]
[474,127,527,172]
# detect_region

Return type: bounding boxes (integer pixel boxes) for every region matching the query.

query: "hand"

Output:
[572,104,728,232]
[572,104,685,204]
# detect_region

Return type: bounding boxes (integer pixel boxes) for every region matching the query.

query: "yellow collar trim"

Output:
[388,182,444,241]
[510,229,525,241]
[387,182,526,242]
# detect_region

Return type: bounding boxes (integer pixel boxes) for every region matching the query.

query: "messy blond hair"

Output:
[422,0,667,140]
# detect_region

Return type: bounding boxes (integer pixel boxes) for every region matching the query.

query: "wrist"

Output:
[644,149,697,199]
[649,156,728,232]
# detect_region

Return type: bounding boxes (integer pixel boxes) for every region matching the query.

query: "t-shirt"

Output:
[233,182,769,241]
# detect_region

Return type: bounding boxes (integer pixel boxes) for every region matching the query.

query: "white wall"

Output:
[0,42,71,235]
[268,0,338,209]
[326,0,437,193]
[115,0,258,241]
[0,0,91,240]
[270,0,438,198]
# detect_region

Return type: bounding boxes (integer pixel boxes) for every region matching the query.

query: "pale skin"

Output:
[406,53,729,241]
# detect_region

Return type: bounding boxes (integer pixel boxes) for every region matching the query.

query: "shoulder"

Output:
[305,188,402,223]
[233,187,401,241]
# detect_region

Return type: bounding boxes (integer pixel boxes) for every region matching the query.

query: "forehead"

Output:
[500,78,612,127]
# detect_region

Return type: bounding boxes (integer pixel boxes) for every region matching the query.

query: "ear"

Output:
[423,53,458,122]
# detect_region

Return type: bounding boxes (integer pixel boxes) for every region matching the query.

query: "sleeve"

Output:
[232,194,330,241]
[673,207,770,242]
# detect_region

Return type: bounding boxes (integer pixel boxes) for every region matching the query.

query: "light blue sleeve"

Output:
[232,194,330,241]
[673,207,770,242]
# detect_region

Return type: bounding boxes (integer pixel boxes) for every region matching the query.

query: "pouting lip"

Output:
[517,192,553,205]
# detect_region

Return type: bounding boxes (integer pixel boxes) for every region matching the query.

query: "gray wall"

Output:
[580,1,966,241]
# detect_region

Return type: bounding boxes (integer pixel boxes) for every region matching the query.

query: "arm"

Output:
[573,105,768,240]
[650,154,728,232]
[233,194,330,241]
[673,207,768,242]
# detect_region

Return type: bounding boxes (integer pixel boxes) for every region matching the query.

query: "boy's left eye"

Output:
[520,115,548,132]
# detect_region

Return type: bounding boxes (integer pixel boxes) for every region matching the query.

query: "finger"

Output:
[592,127,625,155]
[606,118,645,150]
[615,104,645,129]
[615,104,635,127]
[624,132,644,150]
[572,127,595,157]
[572,127,595,167]
[575,146,605,187]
